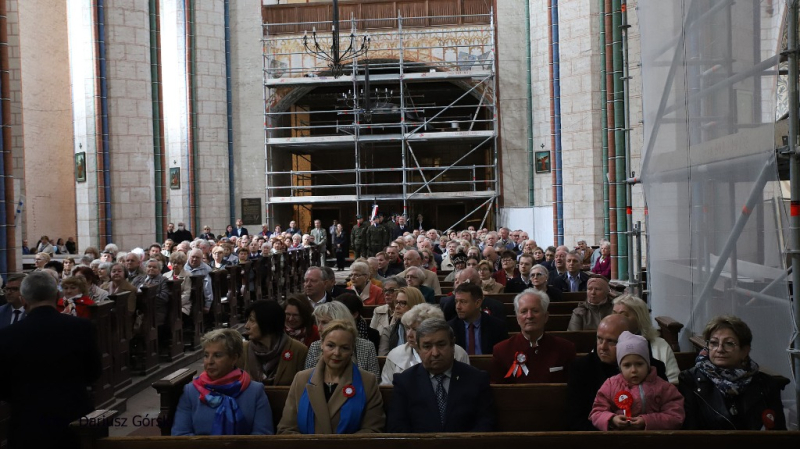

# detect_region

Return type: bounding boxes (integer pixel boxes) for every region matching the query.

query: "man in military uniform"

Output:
[366,214,390,257]
[350,214,368,259]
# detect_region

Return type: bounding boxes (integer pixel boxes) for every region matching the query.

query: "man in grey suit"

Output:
[0,273,27,330]
[310,219,328,265]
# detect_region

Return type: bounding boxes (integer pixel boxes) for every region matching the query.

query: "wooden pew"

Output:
[187,276,206,350]
[655,315,684,353]
[107,291,132,390]
[224,264,240,326]
[87,299,115,408]
[77,429,800,448]
[209,270,226,328]
[376,352,701,377]
[130,285,159,375]
[162,280,185,362]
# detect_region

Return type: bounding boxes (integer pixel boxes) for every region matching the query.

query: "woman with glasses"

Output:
[678,315,786,430]
[477,260,504,294]
[369,277,404,336]
[33,253,51,271]
[529,264,562,302]
[377,286,424,356]
[347,262,384,306]
[492,250,519,286]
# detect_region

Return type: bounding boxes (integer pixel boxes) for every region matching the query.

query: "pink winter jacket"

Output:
[590,366,685,430]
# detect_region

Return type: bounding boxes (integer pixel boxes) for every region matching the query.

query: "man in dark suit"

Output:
[0,271,101,449]
[505,253,535,294]
[388,317,495,432]
[552,251,590,292]
[441,268,504,321]
[234,217,249,237]
[0,273,26,330]
[448,283,507,355]
[392,214,409,239]
[415,213,433,232]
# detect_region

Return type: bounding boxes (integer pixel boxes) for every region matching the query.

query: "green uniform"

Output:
[366,222,389,257]
[351,221,368,259]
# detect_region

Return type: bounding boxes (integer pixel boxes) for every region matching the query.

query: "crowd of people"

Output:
[0,215,788,446]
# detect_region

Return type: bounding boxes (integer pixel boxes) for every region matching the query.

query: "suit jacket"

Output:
[235,226,249,237]
[0,303,26,330]
[552,271,590,293]
[0,306,101,449]
[441,295,504,322]
[277,360,385,434]
[448,312,508,355]
[387,361,495,432]
[504,276,533,294]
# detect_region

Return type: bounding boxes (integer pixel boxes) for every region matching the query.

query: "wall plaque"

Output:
[241,198,262,225]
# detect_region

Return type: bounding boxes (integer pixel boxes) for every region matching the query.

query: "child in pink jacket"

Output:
[590,331,685,430]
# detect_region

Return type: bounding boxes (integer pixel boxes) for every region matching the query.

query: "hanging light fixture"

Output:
[302,0,370,78]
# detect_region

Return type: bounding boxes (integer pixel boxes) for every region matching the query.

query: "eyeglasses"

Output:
[351,273,367,278]
[531,272,546,277]
[384,288,397,294]
[707,340,738,352]
[395,300,409,306]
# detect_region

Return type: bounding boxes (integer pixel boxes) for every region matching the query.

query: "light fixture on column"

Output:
[303,0,370,78]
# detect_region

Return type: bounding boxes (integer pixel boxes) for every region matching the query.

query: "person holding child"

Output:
[589,331,685,430]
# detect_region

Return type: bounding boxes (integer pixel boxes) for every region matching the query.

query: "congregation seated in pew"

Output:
[241,300,308,386]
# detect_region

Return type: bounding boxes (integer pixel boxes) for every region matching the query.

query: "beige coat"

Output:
[277,359,385,434]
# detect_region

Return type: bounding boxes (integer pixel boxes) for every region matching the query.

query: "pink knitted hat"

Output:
[616,331,650,368]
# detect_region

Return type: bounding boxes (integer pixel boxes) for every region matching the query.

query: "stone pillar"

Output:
[5,0,26,268]
[230,0,267,228]
[19,0,76,255]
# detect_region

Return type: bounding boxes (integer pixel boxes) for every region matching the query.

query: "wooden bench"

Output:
[151,368,568,434]
[72,428,800,448]
[376,352,702,376]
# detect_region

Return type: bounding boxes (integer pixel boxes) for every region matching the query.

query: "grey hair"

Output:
[305,266,330,281]
[401,303,444,327]
[405,266,424,278]
[321,266,336,281]
[99,262,113,272]
[20,271,59,305]
[531,264,549,277]
[312,301,356,328]
[145,258,164,271]
[383,276,407,288]
[201,328,244,361]
[513,288,551,314]
[104,243,119,254]
[90,259,102,269]
[350,261,370,275]
[415,318,455,343]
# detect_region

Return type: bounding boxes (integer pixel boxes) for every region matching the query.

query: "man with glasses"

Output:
[566,314,668,430]
[0,274,27,329]
[199,226,215,241]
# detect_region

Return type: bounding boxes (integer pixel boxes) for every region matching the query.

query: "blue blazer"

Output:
[172,379,274,435]
[0,303,26,330]
[388,361,495,432]
[448,312,508,355]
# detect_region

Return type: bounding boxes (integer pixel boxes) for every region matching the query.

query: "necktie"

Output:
[570,275,578,292]
[11,310,21,324]
[434,374,447,425]
[467,322,476,355]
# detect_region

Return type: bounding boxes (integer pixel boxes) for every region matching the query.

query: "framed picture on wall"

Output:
[75,152,86,183]
[535,151,551,173]
[170,167,181,190]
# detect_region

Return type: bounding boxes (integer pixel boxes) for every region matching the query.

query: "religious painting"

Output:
[75,152,86,183]
[169,167,181,190]
[535,151,551,173]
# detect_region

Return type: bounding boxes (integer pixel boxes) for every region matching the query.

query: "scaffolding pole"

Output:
[788,0,800,430]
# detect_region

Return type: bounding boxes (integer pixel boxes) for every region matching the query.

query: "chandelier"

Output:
[302,0,370,78]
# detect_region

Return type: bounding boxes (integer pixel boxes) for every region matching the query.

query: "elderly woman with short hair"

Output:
[612,294,679,383]
[34,252,51,271]
[347,261,385,306]
[678,316,786,430]
[303,301,380,379]
[369,276,405,336]
[567,276,613,331]
[591,241,611,279]
[380,303,470,385]
[172,328,273,435]
[530,264,562,302]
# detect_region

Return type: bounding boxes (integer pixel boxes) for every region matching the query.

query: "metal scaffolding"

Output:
[262,8,497,229]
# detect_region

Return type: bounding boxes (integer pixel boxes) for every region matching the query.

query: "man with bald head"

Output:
[399,249,442,294]
[567,314,668,431]
[440,267,504,321]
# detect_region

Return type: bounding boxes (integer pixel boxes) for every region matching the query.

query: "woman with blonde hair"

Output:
[303,301,379,378]
[278,319,385,434]
[377,286,425,356]
[612,294,679,383]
